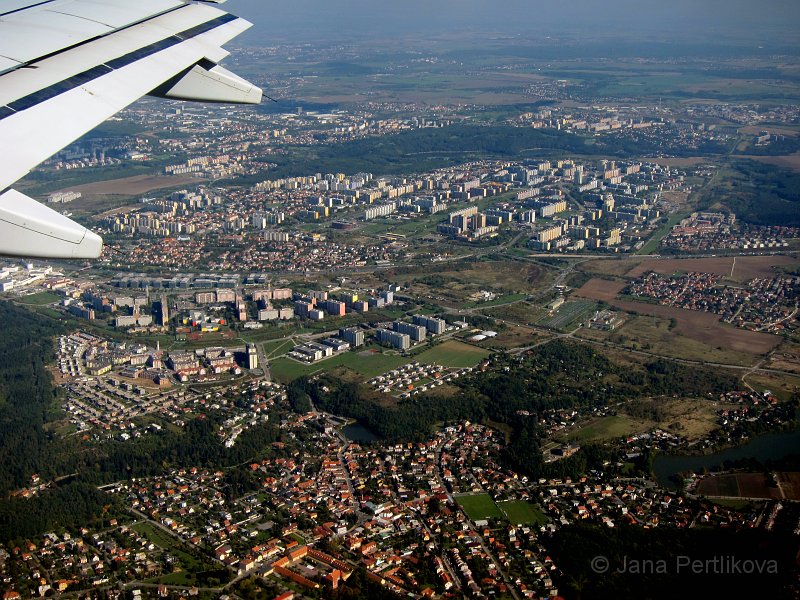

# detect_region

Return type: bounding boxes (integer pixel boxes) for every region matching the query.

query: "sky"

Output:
[228,0,800,42]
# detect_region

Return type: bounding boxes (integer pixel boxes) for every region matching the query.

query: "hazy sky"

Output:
[229,0,800,42]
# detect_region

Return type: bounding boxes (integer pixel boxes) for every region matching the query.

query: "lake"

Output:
[653,427,800,488]
[343,422,382,443]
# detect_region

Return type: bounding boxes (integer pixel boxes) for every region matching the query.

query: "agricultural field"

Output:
[577,257,650,277]
[609,298,780,355]
[575,277,780,356]
[497,500,549,526]
[696,472,800,500]
[66,173,200,198]
[625,255,800,283]
[574,278,627,302]
[578,314,760,367]
[414,340,491,368]
[456,493,505,521]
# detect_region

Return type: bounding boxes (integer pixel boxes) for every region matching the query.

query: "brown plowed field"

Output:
[626,255,799,282]
[697,472,800,500]
[574,278,627,302]
[57,174,202,197]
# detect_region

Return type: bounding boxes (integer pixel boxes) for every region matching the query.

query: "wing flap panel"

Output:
[150,62,261,104]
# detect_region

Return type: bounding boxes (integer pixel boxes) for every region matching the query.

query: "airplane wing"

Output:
[0,0,262,259]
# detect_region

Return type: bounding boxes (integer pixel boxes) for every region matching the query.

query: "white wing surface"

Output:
[0,0,262,259]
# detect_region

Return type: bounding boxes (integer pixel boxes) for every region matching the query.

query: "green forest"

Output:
[711,160,800,226]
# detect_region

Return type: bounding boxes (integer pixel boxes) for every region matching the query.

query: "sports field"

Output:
[17,292,61,305]
[456,493,504,521]
[498,500,549,526]
[415,340,491,368]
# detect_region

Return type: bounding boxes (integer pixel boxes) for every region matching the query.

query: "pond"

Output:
[343,422,382,444]
[652,427,800,488]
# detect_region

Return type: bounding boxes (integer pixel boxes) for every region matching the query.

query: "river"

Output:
[653,427,800,488]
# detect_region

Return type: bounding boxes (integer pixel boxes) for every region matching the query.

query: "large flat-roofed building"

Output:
[393,321,426,342]
[376,329,410,351]
[413,315,446,335]
[339,327,365,347]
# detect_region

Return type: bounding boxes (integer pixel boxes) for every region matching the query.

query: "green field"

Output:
[263,338,294,358]
[498,500,549,526]
[132,521,186,553]
[567,415,644,442]
[456,493,504,521]
[414,340,492,368]
[269,346,408,383]
[17,292,61,306]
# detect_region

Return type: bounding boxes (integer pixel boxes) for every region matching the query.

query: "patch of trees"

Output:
[709,160,800,226]
[287,379,313,413]
[223,125,613,183]
[0,481,118,544]
[0,301,69,494]
[623,399,667,422]
[90,417,280,482]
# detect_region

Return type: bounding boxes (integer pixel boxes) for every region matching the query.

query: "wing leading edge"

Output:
[0,0,262,259]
